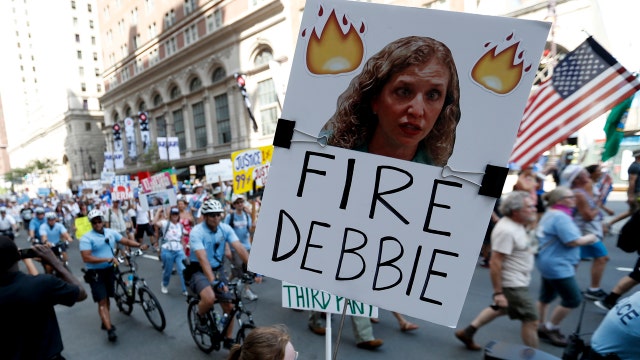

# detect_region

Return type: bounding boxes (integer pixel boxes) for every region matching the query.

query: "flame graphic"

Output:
[303,7,365,75]
[471,34,532,95]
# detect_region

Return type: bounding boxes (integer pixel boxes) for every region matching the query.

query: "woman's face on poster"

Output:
[370,59,449,151]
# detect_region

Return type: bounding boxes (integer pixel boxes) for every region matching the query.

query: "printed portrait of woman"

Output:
[320,36,461,166]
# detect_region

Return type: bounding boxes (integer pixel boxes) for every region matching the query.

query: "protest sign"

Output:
[140,172,173,194]
[249,0,550,327]
[231,145,273,194]
[139,188,177,211]
[111,175,133,201]
[282,282,377,317]
[205,161,233,183]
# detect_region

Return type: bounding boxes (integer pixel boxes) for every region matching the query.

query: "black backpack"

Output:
[617,212,640,253]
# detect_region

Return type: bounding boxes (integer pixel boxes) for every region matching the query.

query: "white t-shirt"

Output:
[158,220,183,251]
[491,216,536,288]
[136,204,149,224]
[0,214,16,230]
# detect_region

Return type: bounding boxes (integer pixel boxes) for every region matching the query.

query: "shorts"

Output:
[580,240,608,259]
[87,267,116,302]
[538,276,582,309]
[629,256,640,282]
[503,287,538,322]
[135,223,155,239]
[190,269,235,303]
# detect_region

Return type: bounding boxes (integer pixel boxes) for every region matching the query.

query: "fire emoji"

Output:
[471,33,532,95]
[302,6,365,75]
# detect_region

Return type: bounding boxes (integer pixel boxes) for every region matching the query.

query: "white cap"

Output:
[231,194,245,203]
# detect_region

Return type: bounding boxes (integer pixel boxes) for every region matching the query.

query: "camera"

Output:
[19,248,37,259]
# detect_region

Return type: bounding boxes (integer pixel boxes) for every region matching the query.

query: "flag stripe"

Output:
[512,79,640,166]
[509,37,640,169]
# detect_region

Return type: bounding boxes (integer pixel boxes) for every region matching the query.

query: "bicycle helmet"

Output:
[200,199,224,215]
[87,209,104,222]
[35,207,45,214]
[45,212,57,220]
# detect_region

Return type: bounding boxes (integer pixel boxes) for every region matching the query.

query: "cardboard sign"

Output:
[282,282,378,317]
[111,175,133,201]
[139,188,177,211]
[231,145,274,194]
[205,162,233,183]
[140,172,173,194]
[249,0,550,327]
[75,217,92,239]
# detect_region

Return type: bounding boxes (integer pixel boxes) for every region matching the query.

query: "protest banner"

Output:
[231,145,273,194]
[249,0,550,327]
[111,175,133,201]
[140,172,173,194]
[139,188,177,211]
[205,161,233,184]
[282,282,377,317]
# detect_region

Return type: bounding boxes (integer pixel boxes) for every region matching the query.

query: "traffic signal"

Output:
[112,123,121,141]
[235,73,246,92]
[138,111,149,131]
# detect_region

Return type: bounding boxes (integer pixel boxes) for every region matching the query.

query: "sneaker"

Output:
[161,283,168,294]
[584,289,607,300]
[101,323,116,331]
[308,323,326,336]
[182,291,189,297]
[134,249,144,256]
[538,325,567,347]
[594,300,614,311]
[107,328,118,342]
[243,288,258,301]
[356,339,384,350]
[454,329,482,351]
[223,337,235,350]
[195,315,209,333]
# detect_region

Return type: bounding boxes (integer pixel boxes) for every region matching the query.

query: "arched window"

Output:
[112,111,120,123]
[124,107,132,117]
[169,85,181,100]
[138,101,146,112]
[211,67,226,83]
[153,93,163,106]
[254,48,273,67]
[189,77,202,92]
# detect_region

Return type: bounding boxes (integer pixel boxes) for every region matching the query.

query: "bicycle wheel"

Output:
[187,300,217,353]
[138,287,166,331]
[235,323,256,346]
[114,278,133,315]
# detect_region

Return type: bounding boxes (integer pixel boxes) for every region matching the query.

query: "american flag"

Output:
[509,37,640,168]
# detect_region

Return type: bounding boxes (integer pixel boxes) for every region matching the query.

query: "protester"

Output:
[0,237,87,359]
[227,325,297,360]
[153,207,188,296]
[595,255,640,311]
[560,165,609,300]
[0,206,18,241]
[79,209,148,342]
[224,194,259,300]
[535,187,598,347]
[455,191,539,350]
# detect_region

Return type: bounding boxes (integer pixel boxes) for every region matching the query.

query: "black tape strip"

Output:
[272,118,296,149]
[478,164,508,198]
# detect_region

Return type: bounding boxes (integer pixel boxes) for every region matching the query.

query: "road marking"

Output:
[616,267,633,272]
[142,254,159,261]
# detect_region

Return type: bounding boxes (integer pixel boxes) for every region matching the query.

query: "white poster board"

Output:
[282,282,378,317]
[249,0,550,327]
[139,188,177,211]
[205,162,233,183]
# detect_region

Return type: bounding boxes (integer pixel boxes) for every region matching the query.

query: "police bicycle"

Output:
[112,250,166,331]
[185,269,256,353]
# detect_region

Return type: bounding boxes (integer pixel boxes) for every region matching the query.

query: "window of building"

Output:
[91,36,96,45]
[104,5,110,19]
[156,115,166,137]
[95,68,100,77]
[97,84,102,92]
[206,8,223,33]
[148,22,157,38]
[211,67,226,83]
[71,1,76,9]
[79,66,84,76]
[83,99,88,109]
[75,34,80,42]
[173,109,186,151]
[165,37,177,56]
[189,77,202,92]
[254,49,274,67]
[184,0,196,15]
[193,102,206,148]
[77,50,82,59]
[138,102,146,112]
[73,17,78,26]
[81,82,86,92]
[149,47,159,65]
[93,52,98,61]
[215,94,231,143]
[85,122,91,131]
[133,34,140,49]
[184,24,197,45]
[164,10,176,27]
[257,78,278,135]
[88,3,92,12]
[131,7,138,24]
[169,85,181,100]
[89,20,94,29]
[145,0,154,12]
[135,58,143,74]
[153,93,163,106]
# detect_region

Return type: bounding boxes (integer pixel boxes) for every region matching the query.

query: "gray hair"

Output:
[543,186,573,206]
[499,191,531,217]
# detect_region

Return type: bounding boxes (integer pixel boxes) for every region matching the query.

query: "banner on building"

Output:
[158,137,180,160]
[113,151,125,169]
[231,145,273,194]
[124,117,137,159]
[103,152,114,171]
[100,171,115,185]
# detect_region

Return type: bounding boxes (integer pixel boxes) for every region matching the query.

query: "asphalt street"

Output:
[16,194,638,359]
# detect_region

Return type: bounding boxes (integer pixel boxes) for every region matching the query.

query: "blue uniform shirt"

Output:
[224,211,252,251]
[39,222,68,245]
[79,228,123,269]
[29,217,46,240]
[189,222,238,269]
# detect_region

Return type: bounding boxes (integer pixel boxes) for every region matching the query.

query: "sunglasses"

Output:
[91,219,103,224]
[206,213,222,218]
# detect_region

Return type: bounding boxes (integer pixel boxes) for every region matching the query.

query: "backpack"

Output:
[229,210,250,231]
[617,212,640,253]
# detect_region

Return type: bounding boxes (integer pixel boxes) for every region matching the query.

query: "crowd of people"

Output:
[454,154,640,360]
